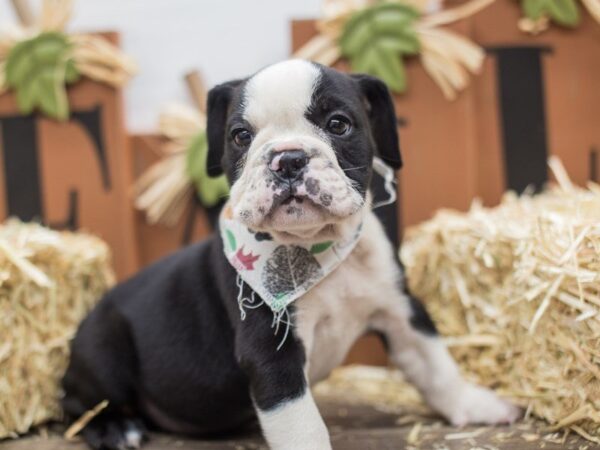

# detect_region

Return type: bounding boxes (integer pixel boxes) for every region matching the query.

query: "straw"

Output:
[0,220,113,438]
[399,158,600,440]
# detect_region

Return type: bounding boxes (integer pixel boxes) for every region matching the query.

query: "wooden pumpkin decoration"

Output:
[0,0,137,279]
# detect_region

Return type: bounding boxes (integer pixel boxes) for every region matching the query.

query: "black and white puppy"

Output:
[62,60,519,450]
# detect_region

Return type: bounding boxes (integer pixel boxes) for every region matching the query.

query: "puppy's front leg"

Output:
[373,289,520,426]
[235,305,331,450]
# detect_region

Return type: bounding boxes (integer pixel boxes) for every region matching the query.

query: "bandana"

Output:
[220,211,362,315]
[218,157,395,349]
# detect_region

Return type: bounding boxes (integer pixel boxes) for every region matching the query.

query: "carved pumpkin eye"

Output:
[326,115,351,136]
[231,128,253,147]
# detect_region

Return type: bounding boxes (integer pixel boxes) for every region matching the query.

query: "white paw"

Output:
[439,383,521,427]
[124,429,143,449]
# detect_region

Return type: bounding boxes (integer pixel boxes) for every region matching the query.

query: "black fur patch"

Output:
[255,232,273,241]
[305,177,320,195]
[407,294,438,335]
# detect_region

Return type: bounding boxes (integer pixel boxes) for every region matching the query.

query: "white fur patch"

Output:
[124,421,143,449]
[257,391,331,450]
[244,60,320,131]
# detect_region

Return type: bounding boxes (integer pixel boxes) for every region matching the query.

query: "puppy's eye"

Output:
[326,115,351,136]
[232,128,253,147]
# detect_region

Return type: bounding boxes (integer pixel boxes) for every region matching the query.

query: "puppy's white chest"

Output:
[295,268,371,383]
[293,214,400,384]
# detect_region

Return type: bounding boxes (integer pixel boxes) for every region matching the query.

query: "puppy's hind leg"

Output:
[62,304,148,449]
[372,289,521,427]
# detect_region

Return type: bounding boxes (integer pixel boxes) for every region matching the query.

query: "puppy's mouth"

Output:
[266,184,326,229]
[280,195,307,208]
[272,185,311,209]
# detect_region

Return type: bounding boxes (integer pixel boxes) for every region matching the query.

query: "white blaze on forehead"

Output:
[243,60,320,130]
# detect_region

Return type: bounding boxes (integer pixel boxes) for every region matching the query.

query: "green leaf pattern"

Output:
[522,0,580,27]
[339,3,420,93]
[310,241,334,254]
[225,229,237,252]
[5,32,80,120]
[185,131,230,207]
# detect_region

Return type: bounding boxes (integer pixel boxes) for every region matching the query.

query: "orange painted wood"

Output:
[0,33,138,280]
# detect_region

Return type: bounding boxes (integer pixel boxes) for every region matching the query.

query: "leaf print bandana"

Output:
[219,206,363,315]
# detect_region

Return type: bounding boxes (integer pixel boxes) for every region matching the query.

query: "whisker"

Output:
[343,166,367,172]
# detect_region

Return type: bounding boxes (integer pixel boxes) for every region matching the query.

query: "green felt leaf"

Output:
[16,77,37,114]
[522,0,580,27]
[353,44,407,92]
[547,0,579,26]
[65,59,80,83]
[185,131,230,206]
[6,42,35,85]
[310,241,334,254]
[38,69,68,120]
[339,2,420,93]
[523,0,545,20]
[225,229,236,252]
[5,32,81,120]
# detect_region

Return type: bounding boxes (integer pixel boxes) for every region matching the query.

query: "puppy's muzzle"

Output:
[269,150,309,183]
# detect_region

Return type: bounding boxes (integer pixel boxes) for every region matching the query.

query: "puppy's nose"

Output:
[270,150,309,181]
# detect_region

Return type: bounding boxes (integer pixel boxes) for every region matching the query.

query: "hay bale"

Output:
[400,158,600,441]
[0,220,114,438]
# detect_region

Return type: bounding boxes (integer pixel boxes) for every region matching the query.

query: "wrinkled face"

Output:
[206,60,401,242]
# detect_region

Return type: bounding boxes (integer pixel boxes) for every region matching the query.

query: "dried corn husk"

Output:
[133,104,204,226]
[415,0,491,100]
[293,34,341,67]
[292,0,491,100]
[416,25,484,100]
[69,34,136,88]
[581,0,600,23]
[37,0,73,32]
[518,16,551,34]
[0,220,114,438]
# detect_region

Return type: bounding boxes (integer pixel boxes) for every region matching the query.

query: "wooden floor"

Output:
[2,401,597,450]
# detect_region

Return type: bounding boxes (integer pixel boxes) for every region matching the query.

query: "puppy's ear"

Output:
[352,74,402,170]
[206,79,242,177]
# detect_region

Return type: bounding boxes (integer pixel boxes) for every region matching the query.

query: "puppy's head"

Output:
[207,60,401,243]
